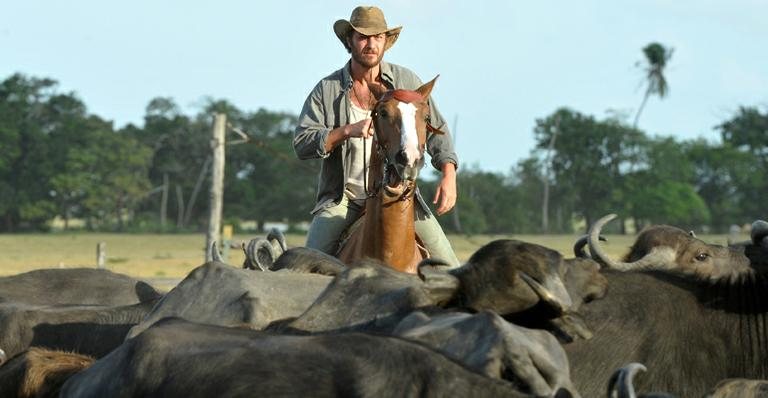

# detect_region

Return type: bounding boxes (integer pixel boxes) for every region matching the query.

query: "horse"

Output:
[336,77,446,274]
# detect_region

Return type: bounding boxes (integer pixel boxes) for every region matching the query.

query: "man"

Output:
[293,5,460,268]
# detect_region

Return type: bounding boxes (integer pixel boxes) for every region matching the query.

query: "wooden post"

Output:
[205,113,226,262]
[96,242,106,268]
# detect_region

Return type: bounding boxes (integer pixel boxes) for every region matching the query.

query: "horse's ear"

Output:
[416,75,439,99]
[369,82,387,101]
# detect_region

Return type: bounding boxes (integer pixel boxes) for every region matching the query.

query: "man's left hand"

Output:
[433,163,457,216]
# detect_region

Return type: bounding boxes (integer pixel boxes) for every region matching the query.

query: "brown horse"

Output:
[337,77,445,274]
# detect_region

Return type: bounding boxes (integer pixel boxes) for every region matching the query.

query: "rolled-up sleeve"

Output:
[426,98,459,171]
[294,83,332,160]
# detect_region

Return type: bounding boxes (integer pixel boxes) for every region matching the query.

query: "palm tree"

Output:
[633,42,673,129]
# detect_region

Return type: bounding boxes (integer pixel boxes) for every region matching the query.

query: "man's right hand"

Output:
[345,118,374,139]
[324,118,374,153]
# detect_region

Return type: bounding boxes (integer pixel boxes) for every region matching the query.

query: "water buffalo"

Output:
[60,318,554,398]
[588,214,752,281]
[0,268,161,306]
[608,362,768,398]
[562,215,768,396]
[241,237,347,276]
[393,310,578,397]
[0,298,158,359]
[125,261,333,338]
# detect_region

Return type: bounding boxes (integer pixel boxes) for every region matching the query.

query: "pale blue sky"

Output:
[2,1,766,173]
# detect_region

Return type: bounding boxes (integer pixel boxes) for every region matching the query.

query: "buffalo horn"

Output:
[519,272,572,315]
[210,241,224,263]
[607,362,646,398]
[243,238,277,271]
[588,214,675,272]
[0,348,5,365]
[266,228,288,254]
[573,234,606,258]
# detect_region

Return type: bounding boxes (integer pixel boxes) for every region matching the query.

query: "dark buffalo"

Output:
[588,214,752,281]
[393,310,578,397]
[562,215,768,397]
[0,268,161,306]
[281,250,581,394]
[126,261,333,338]
[284,258,457,333]
[60,318,551,398]
[0,298,158,359]
[0,347,93,398]
[269,246,347,276]
[608,362,768,398]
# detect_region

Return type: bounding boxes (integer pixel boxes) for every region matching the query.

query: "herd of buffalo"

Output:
[1,214,767,397]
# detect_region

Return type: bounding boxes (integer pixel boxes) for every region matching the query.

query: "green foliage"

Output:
[0,71,764,234]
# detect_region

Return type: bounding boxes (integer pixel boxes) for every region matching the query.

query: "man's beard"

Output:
[351,47,383,68]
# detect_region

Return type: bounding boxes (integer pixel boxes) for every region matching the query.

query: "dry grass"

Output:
[0,232,746,279]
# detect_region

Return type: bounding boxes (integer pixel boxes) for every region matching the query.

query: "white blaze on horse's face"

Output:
[397,101,421,168]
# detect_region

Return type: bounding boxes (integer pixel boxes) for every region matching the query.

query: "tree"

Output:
[633,42,673,129]
[534,108,646,229]
[714,106,768,224]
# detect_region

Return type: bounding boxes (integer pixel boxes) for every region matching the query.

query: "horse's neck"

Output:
[363,184,418,273]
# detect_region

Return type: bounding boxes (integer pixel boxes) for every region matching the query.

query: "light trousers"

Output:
[305,195,461,268]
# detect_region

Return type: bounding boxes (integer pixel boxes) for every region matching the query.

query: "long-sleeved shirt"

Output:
[294,60,459,214]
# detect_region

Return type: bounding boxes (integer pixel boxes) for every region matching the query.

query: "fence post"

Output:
[205,113,227,262]
[96,242,106,268]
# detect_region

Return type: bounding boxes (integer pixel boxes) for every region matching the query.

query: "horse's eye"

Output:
[694,253,709,262]
[379,109,388,118]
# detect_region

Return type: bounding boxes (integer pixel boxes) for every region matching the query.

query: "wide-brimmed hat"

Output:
[333,6,402,51]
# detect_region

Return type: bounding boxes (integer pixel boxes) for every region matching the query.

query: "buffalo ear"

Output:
[416,75,439,99]
[418,258,459,305]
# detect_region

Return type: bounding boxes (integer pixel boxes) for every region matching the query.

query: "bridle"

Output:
[361,89,427,200]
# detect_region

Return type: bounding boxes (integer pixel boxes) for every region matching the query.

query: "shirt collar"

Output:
[341,60,394,91]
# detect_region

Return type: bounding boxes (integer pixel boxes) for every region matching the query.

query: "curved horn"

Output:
[607,362,646,398]
[210,241,224,263]
[588,214,675,271]
[0,348,5,366]
[573,234,606,258]
[243,238,277,271]
[751,220,768,247]
[266,228,288,254]
[519,272,571,315]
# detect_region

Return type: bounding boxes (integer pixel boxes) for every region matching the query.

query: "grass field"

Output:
[0,232,747,279]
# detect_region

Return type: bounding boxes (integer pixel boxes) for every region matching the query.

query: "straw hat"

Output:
[333,6,402,51]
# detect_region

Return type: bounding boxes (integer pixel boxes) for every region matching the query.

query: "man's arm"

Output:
[433,161,457,216]
[323,119,374,153]
[293,82,376,158]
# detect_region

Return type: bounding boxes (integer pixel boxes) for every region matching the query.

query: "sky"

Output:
[2,0,767,173]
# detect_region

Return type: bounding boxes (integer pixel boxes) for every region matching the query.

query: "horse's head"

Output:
[370,77,446,192]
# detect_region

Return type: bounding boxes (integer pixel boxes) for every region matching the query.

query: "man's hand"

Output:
[433,163,457,216]
[346,118,374,138]
[324,119,374,152]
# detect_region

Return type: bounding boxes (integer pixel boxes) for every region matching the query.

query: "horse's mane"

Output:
[382,89,424,104]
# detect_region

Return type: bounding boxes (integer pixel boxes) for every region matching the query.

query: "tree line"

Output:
[1,72,765,234]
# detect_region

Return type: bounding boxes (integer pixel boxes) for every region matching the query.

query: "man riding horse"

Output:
[294,5,460,269]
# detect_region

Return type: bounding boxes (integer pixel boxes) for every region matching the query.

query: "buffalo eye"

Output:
[694,253,710,262]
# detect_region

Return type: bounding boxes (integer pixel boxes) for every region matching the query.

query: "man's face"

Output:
[348,31,386,68]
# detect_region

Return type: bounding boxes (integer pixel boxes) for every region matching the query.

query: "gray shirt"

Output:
[294,60,459,214]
